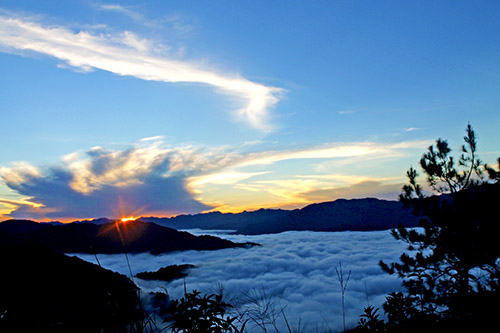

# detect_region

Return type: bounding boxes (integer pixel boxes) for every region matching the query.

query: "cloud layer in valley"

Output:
[75,229,408,332]
[0,13,281,132]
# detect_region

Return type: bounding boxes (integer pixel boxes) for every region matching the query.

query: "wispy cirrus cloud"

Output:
[338,109,355,115]
[405,127,419,132]
[0,14,282,131]
[190,140,430,173]
[97,3,142,21]
[185,140,429,211]
[0,198,44,209]
[96,3,192,34]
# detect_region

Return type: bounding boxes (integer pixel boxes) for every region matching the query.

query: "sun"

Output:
[120,216,137,223]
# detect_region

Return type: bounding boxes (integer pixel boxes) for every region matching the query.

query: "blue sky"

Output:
[1,1,499,221]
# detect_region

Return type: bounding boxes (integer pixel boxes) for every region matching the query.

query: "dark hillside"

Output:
[0,220,254,254]
[0,219,52,242]
[0,244,139,332]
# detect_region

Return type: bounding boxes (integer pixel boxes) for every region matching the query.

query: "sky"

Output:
[1,1,499,221]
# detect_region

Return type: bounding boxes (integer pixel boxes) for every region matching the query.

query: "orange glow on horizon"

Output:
[113,196,148,223]
[120,216,137,223]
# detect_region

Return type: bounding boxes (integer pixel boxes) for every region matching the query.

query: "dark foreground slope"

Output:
[0,219,254,254]
[0,244,140,332]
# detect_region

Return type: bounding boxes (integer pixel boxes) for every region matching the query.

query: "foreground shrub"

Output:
[161,289,246,333]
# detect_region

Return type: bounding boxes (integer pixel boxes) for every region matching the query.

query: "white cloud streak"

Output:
[98,4,139,19]
[0,15,282,131]
[0,198,44,208]
[233,140,430,168]
[188,140,430,187]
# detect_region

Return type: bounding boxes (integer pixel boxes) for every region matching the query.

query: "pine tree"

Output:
[380,124,500,330]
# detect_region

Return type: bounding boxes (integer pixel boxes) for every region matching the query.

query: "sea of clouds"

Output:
[74,229,409,332]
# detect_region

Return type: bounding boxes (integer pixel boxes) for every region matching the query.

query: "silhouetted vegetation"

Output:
[161,290,246,333]
[352,124,500,331]
[237,287,286,332]
[155,287,309,333]
[356,306,384,331]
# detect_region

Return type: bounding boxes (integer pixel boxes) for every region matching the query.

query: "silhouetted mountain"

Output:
[0,243,140,332]
[0,219,53,243]
[142,208,292,231]
[72,217,115,225]
[142,198,419,234]
[136,264,196,281]
[0,220,255,254]
[240,198,419,234]
[1,198,419,238]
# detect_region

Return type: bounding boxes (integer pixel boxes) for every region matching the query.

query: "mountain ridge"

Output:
[0,220,254,254]
[142,197,419,234]
[1,198,420,236]
[242,197,419,234]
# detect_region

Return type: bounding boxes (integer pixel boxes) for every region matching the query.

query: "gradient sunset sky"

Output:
[1,1,499,221]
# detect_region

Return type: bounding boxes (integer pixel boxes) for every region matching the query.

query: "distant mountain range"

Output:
[141,198,420,234]
[0,219,255,254]
[0,198,420,254]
